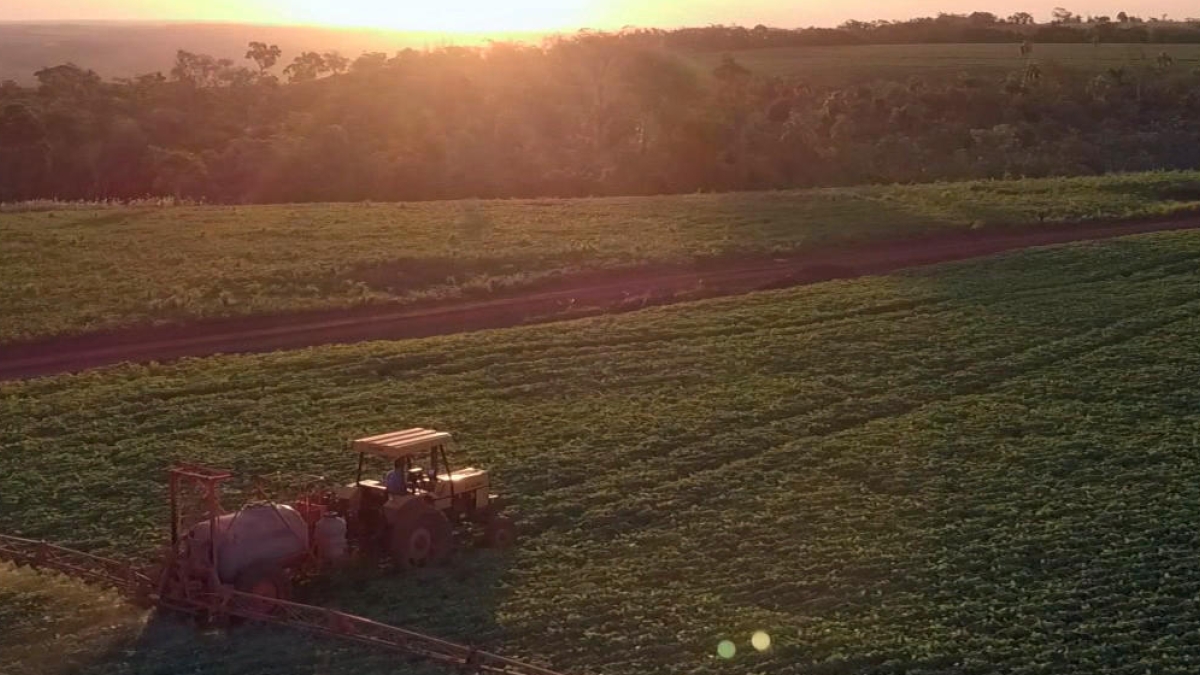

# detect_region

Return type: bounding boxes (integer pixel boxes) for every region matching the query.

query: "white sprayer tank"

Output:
[186,503,309,584]
[314,512,348,562]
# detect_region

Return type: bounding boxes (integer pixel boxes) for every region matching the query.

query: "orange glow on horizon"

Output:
[4,0,1200,33]
[230,0,604,32]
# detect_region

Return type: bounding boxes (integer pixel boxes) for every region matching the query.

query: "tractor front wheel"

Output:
[484,514,517,549]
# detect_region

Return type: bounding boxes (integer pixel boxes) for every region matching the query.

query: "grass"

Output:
[692,43,1200,84]
[4,228,1200,674]
[5,170,1200,345]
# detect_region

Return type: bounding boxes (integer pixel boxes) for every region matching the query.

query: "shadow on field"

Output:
[1093,176,1200,202]
[703,189,957,250]
[343,202,550,296]
[915,229,1200,330]
[87,550,517,675]
[65,209,153,229]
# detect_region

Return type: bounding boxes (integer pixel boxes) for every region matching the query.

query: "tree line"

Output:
[2,27,1200,204]
[662,12,1200,49]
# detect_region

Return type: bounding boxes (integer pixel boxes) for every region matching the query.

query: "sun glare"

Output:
[272,0,602,32]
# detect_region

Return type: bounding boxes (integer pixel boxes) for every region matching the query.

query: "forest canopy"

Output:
[4,15,1200,204]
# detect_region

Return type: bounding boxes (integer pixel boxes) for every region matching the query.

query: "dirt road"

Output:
[4,216,1198,381]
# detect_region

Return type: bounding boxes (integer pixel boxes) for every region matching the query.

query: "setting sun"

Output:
[267,0,601,32]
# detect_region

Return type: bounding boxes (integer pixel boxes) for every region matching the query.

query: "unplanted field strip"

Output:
[3,216,1200,381]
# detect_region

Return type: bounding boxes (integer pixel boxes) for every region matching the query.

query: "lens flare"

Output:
[752,630,772,651]
[717,640,736,659]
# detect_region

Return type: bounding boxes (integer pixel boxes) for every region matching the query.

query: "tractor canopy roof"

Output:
[352,428,454,460]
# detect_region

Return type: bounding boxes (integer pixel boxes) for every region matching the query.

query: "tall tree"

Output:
[245,42,283,75]
[33,63,101,98]
[1052,7,1078,23]
[352,52,388,73]
[170,51,233,88]
[284,52,328,83]
[323,52,350,75]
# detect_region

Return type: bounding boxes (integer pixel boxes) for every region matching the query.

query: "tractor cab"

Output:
[335,428,514,557]
[347,429,492,510]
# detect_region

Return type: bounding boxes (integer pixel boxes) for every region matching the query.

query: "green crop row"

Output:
[3,230,1200,674]
[4,170,1200,344]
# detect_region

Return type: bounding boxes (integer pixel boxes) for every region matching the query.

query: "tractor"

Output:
[0,429,562,675]
[163,428,515,604]
[335,428,517,568]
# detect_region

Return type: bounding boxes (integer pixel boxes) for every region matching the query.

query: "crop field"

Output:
[693,42,1200,84]
[5,170,1200,345]
[0,564,145,675]
[4,228,1200,674]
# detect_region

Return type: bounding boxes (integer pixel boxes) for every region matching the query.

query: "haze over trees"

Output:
[4,13,1200,203]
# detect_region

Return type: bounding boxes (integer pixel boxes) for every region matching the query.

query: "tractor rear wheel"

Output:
[484,514,517,549]
[390,506,453,570]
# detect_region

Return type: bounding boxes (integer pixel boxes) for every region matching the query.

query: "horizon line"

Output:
[1,14,1194,37]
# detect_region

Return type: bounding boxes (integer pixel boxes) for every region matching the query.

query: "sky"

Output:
[0,0,1196,32]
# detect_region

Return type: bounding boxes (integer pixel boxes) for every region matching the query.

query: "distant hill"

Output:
[0,22,549,82]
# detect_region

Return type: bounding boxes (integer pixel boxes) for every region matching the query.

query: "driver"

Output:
[385,457,410,495]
